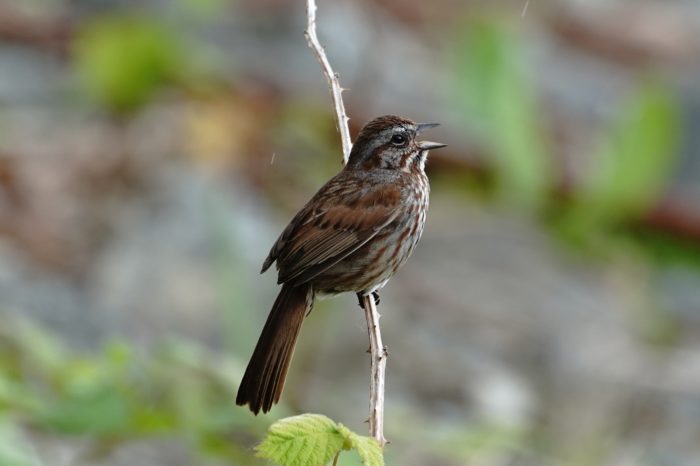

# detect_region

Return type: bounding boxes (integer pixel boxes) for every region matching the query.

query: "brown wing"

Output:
[261,173,403,286]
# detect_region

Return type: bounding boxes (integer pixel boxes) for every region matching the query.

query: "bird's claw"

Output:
[356,292,381,308]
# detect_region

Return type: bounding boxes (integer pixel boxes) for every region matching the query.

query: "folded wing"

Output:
[262,177,403,287]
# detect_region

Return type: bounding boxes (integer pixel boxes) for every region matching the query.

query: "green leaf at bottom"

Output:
[256,414,385,466]
[256,414,344,466]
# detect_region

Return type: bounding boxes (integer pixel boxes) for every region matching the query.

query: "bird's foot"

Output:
[356,292,381,308]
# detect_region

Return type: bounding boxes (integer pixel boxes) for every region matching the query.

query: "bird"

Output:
[236,115,446,414]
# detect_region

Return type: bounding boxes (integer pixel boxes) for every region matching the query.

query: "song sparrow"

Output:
[236,115,446,414]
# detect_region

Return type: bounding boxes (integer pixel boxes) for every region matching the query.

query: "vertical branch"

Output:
[304,0,352,162]
[304,0,387,447]
[362,294,387,447]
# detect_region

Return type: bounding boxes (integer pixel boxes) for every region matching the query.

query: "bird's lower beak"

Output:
[417,140,447,150]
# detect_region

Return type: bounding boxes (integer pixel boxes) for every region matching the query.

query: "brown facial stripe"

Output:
[361,141,393,170]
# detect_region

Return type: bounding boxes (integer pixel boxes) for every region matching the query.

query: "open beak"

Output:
[416,123,446,150]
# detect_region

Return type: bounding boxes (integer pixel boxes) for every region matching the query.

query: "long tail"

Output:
[236,283,313,414]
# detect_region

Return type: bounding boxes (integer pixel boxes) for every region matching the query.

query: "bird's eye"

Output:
[390,134,407,146]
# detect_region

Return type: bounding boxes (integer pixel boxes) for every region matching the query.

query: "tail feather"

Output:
[236,283,312,414]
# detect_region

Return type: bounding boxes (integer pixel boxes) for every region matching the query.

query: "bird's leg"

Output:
[357,291,381,308]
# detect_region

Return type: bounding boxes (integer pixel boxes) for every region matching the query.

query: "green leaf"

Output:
[256,414,345,466]
[256,414,385,466]
[337,425,384,466]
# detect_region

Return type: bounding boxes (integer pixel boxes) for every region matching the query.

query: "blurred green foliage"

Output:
[581,82,679,221]
[0,316,268,464]
[635,230,700,268]
[73,15,184,115]
[559,81,680,249]
[455,18,685,263]
[0,418,39,466]
[176,0,229,19]
[456,19,553,211]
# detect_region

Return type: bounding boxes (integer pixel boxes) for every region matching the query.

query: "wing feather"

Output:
[261,173,403,286]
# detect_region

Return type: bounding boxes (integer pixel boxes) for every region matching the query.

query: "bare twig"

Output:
[362,294,387,446]
[304,0,387,447]
[304,0,353,162]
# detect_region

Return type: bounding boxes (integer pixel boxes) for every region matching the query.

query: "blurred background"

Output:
[1,0,699,465]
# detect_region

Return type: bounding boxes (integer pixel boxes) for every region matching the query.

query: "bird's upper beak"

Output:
[416,122,440,133]
[416,123,446,150]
